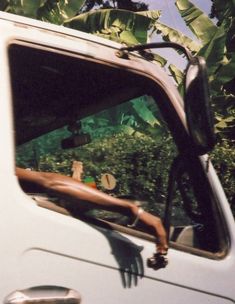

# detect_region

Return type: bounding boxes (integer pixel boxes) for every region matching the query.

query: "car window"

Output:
[11,42,222,255]
[15,94,220,254]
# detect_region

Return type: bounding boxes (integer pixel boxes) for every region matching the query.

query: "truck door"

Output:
[1,39,235,304]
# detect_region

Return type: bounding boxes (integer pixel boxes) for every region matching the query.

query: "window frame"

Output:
[9,40,230,260]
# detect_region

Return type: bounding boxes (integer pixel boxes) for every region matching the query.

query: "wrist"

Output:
[128,205,144,228]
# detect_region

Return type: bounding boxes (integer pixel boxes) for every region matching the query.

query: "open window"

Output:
[9,42,226,257]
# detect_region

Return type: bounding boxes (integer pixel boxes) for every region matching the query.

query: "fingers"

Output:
[156,243,168,255]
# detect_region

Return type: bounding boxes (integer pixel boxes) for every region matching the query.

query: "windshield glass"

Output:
[16,94,177,220]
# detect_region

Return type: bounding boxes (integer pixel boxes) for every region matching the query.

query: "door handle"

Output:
[4,286,82,304]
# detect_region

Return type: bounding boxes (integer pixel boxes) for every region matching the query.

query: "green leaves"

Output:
[175,0,218,45]
[173,0,235,140]
[174,0,234,96]
[154,21,201,53]
[168,64,184,95]
[37,0,85,24]
[198,24,227,76]
[175,0,227,76]
[3,0,45,17]
[64,9,161,45]
[210,138,235,207]
[131,97,161,127]
[211,53,235,90]
[215,115,235,131]
[2,0,85,21]
[152,53,167,67]
[211,0,235,28]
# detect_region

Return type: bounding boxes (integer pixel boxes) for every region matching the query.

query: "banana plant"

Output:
[63,8,168,66]
[64,9,161,45]
[1,0,234,135]
[2,0,44,17]
[173,0,235,135]
[3,0,85,21]
[37,0,85,24]
[153,21,201,54]
[149,0,234,136]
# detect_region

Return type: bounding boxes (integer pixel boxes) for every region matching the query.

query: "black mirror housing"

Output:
[61,133,91,149]
[118,43,216,155]
[185,56,215,155]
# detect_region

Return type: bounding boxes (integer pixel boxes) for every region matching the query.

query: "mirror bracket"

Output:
[118,43,215,155]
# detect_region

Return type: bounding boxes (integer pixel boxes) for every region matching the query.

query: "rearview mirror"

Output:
[61,121,91,149]
[184,57,215,155]
[61,133,91,149]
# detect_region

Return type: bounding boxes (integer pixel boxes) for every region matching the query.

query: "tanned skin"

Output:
[16,167,168,254]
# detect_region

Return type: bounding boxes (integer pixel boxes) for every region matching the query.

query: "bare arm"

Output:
[16,167,168,254]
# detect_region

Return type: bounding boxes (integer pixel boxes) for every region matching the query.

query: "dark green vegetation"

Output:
[18,133,175,210]
[211,140,235,213]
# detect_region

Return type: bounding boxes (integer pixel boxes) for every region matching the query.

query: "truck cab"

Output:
[0,11,234,304]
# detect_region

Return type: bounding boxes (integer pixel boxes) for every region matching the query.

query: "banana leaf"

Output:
[153,53,167,67]
[37,0,85,24]
[131,98,161,127]
[215,53,235,84]
[175,0,218,45]
[154,21,201,53]
[168,64,184,96]
[175,0,231,90]
[168,64,184,85]
[211,0,235,28]
[210,53,235,92]
[198,24,227,77]
[137,10,161,21]
[215,115,235,132]
[3,0,45,17]
[64,9,161,45]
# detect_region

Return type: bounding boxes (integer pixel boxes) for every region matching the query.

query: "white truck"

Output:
[0,11,234,304]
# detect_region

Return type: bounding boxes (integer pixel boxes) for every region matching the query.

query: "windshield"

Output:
[16,94,177,220]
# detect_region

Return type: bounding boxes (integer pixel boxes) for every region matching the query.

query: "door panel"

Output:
[2,41,234,304]
[1,189,232,304]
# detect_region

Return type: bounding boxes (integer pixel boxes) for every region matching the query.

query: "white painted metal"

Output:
[0,12,234,304]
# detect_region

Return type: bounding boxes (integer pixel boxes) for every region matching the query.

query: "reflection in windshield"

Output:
[16,95,177,218]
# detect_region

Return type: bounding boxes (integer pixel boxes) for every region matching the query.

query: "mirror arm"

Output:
[118,42,194,62]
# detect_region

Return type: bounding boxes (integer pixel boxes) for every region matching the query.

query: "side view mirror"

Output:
[118,43,216,155]
[185,57,215,155]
